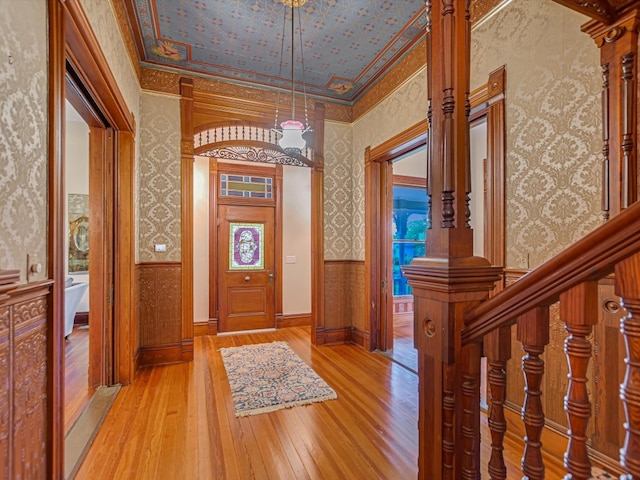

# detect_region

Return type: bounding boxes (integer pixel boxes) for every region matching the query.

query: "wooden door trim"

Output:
[50,0,138,475]
[209,161,283,332]
[48,1,65,476]
[365,66,506,351]
[62,0,137,386]
[184,91,324,343]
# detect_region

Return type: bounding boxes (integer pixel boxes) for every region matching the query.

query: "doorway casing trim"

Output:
[364,66,506,351]
[180,85,325,344]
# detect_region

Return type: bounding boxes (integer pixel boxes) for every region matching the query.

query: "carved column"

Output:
[402,1,502,478]
[583,10,640,219]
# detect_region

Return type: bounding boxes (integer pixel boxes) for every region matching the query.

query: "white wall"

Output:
[192,159,312,323]
[193,156,210,324]
[282,166,311,314]
[392,147,427,178]
[65,106,90,312]
[469,120,487,257]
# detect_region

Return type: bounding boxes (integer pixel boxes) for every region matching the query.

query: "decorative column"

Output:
[402,1,502,478]
[583,9,640,219]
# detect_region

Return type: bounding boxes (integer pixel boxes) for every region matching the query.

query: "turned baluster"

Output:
[615,252,640,478]
[485,326,512,480]
[461,341,482,479]
[560,281,598,479]
[442,363,456,480]
[517,306,550,480]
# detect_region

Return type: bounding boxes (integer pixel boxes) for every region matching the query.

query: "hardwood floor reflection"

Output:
[65,326,94,435]
[73,326,574,479]
[75,326,419,479]
[388,321,418,372]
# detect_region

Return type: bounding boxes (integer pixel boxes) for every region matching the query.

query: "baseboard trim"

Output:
[194,318,218,336]
[350,326,369,348]
[315,326,351,346]
[277,313,311,328]
[138,343,191,367]
[74,311,89,326]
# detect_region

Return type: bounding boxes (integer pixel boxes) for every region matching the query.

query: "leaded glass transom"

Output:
[220,174,273,199]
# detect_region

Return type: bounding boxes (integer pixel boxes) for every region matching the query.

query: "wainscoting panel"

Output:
[136,263,184,365]
[0,279,50,479]
[320,261,365,346]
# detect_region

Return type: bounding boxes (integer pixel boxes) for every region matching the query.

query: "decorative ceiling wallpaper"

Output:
[138,93,182,262]
[471,0,602,269]
[0,1,48,279]
[124,0,427,103]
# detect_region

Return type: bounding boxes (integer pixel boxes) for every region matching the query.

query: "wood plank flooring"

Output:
[65,326,94,435]
[74,326,573,479]
[388,322,418,372]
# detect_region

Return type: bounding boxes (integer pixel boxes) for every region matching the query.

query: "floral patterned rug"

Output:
[220,341,337,417]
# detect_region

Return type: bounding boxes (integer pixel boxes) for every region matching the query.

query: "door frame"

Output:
[211,162,284,332]
[365,66,506,352]
[181,84,325,344]
[49,0,137,475]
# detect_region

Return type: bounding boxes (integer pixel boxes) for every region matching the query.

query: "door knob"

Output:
[244,276,250,282]
[269,273,274,284]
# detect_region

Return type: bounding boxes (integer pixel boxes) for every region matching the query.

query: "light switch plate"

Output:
[285,255,296,264]
[154,244,167,252]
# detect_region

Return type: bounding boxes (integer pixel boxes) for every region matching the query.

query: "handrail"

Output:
[463,200,640,345]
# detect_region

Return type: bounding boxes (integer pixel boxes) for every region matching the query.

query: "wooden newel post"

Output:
[402,1,502,478]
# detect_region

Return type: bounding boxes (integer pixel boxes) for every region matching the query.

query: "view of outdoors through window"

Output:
[392,185,429,296]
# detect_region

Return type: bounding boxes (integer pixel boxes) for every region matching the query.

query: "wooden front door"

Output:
[218,204,275,332]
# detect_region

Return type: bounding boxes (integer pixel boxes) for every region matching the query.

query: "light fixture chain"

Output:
[296,5,310,128]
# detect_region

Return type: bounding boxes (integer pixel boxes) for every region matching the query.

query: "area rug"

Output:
[219,341,337,417]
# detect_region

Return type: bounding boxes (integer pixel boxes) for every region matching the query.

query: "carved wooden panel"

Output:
[136,263,182,347]
[592,278,626,459]
[0,289,49,480]
[13,313,47,479]
[0,317,9,480]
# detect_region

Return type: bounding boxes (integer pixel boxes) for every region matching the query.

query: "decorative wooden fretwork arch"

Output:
[194,124,314,167]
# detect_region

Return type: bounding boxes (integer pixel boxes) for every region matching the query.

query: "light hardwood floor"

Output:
[65,326,94,435]
[73,326,573,479]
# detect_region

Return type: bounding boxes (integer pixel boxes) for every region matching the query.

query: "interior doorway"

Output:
[365,66,506,367]
[63,98,94,434]
[387,161,429,372]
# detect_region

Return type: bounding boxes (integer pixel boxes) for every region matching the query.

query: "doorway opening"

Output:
[387,161,430,372]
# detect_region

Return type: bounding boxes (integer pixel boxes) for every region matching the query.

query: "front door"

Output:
[218,204,275,332]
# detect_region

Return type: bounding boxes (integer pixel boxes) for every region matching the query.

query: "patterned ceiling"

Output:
[123,0,428,104]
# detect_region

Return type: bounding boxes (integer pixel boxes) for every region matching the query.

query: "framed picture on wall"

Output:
[68,193,89,273]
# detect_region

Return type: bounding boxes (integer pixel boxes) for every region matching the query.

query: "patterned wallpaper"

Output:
[350,69,428,260]
[78,0,140,122]
[79,0,143,260]
[138,93,182,262]
[0,1,48,279]
[471,0,602,269]
[324,122,354,260]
